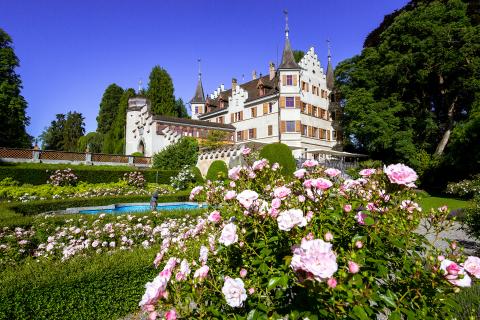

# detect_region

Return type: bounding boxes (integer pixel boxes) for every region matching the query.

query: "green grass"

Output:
[418,196,472,212]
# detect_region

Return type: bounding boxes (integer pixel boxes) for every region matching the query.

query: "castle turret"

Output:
[190,59,206,120]
[326,42,334,91]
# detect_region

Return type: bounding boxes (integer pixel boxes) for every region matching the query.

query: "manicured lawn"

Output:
[418,196,472,212]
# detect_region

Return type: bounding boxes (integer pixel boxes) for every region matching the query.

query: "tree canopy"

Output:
[175,98,189,118]
[152,137,199,170]
[147,66,176,116]
[41,111,85,151]
[336,0,480,183]
[0,28,32,148]
[96,84,124,135]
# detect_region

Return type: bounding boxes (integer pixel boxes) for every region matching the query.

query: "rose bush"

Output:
[123,171,146,188]
[140,156,479,319]
[47,168,78,186]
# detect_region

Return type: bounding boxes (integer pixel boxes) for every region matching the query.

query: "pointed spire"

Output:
[190,59,205,104]
[279,10,300,70]
[326,40,334,90]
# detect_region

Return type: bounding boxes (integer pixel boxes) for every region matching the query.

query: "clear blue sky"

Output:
[0,0,408,138]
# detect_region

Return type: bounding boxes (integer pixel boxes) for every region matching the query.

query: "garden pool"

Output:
[66,202,202,215]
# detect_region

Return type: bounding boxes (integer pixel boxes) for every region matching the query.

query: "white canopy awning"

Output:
[307,148,367,158]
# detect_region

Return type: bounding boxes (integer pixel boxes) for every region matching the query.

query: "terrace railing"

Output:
[0,148,151,167]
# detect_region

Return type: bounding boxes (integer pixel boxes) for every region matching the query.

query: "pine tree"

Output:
[175,98,189,118]
[96,84,124,134]
[40,114,66,150]
[62,111,85,152]
[0,28,32,147]
[147,66,176,116]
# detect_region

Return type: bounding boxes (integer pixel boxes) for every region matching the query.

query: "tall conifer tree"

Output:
[147,66,176,116]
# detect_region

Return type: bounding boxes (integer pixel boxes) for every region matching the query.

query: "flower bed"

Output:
[138,158,480,319]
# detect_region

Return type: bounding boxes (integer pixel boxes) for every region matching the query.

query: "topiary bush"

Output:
[140,157,480,319]
[259,142,296,175]
[152,137,199,170]
[191,166,204,184]
[206,160,228,181]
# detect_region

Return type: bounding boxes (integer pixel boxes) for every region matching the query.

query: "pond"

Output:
[65,202,202,214]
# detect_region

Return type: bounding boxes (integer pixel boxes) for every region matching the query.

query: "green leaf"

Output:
[247,309,258,320]
[259,263,269,274]
[378,293,396,308]
[389,311,401,320]
[267,277,280,290]
[364,216,375,225]
[352,305,369,320]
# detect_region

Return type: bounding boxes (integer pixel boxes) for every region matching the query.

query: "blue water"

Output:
[79,203,200,214]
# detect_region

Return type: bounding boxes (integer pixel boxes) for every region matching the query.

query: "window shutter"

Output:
[327,130,331,141]
[253,107,257,117]
[306,83,309,92]
[240,111,243,121]
[293,75,298,86]
[308,104,312,115]
[295,96,301,108]
[253,128,257,139]
[295,121,301,133]
[282,75,287,86]
[280,97,285,108]
[263,103,268,114]
[231,114,234,123]
[280,121,286,133]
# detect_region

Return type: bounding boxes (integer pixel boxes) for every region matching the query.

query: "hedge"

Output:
[0,247,159,320]
[0,164,178,185]
[8,191,190,216]
[206,160,228,181]
[259,143,297,175]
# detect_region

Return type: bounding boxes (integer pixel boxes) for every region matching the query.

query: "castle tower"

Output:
[190,59,206,120]
[326,41,334,91]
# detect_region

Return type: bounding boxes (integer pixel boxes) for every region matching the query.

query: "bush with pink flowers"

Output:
[47,168,78,186]
[140,158,479,319]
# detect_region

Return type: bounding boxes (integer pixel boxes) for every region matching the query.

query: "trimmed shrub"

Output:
[206,160,228,181]
[0,247,159,320]
[0,164,177,185]
[8,191,190,216]
[152,137,199,170]
[131,151,143,156]
[191,166,204,183]
[259,142,296,175]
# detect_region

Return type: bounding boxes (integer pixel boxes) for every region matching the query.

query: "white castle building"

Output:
[126,16,342,160]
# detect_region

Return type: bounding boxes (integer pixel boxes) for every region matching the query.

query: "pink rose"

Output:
[324,168,341,178]
[148,311,158,320]
[165,309,177,320]
[189,186,204,200]
[343,204,352,212]
[248,287,255,295]
[193,265,210,280]
[273,186,291,199]
[252,159,268,171]
[463,256,480,279]
[355,212,366,225]
[290,238,338,282]
[240,268,247,278]
[199,246,208,264]
[271,198,281,209]
[348,261,360,274]
[222,277,247,308]
[224,190,237,200]
[305,210,314,222]
[359,168,376,177]
[248,171,256,179]
[236,190,259,209]
[324,232,333,242]
[302,159,319,168]
[242,147,251,155]
[219,223,238,246]
[229,181,236,188]
[315,178,333,190]
[208,210,222,223]
[298,195,306,202]
[383,164,418,186]
[277,209,307,231]
[303,179,313,188]
[440,259,472,287]
[272,163,280,171]
[327,277,337,288]
[268,207,279,218]
[228,166,242,180]
[294,169,307,179]
[355,240,363,249]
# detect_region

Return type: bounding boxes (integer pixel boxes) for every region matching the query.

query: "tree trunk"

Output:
[434,98,457,156]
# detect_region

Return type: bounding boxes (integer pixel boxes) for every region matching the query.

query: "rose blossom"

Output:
[199,246,208,264]
[189,186,204,200]
[228,166,242,180]
[219,223,238,246]
[327,277,337,288]
[271,198,281,209]
[148,311,158,320]
[305,210,314,222]
[298,195,306,202]
[252,159,268,171]
[242,147,251,155]
[359,168,376,177]
[348,261,360,274]
[273,186,291,199]
[343,204,352,212]
[355,212,366,225]
[248,288,255,295]
[324,232,334,241]
[383,164,418,186]
[440,259,472,287]
[302,159,319,168]
[224,190,237,200]
[272,163,280,171]
[355,240,363,249]
[324,168,341,178]
[236,190,259,209]
[222,277,247,308]
[208,210,222,223]
[193,265,209,280]
[463,256,480,278]
[291,238,338,282]
[165,309,177,320]
[294,169,307,179]
[277,209,307,231]
[314,178,333,190]
[239,268,247,278]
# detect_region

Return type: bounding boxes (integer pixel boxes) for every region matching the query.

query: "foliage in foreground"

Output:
[152,137,199,170]
[140,156,480,319]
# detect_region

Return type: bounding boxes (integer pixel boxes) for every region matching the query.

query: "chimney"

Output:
[232,78,237,93]
[252,70,257,80]
[220,84,225,91]
[269,62,275,80]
